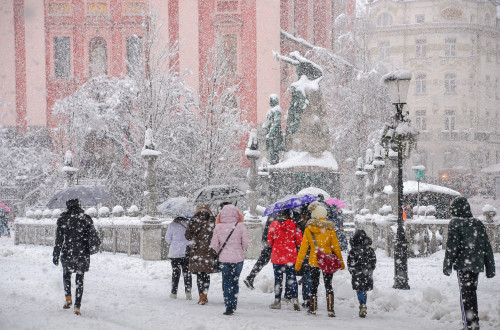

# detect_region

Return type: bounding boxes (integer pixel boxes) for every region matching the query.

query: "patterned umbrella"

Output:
[263,194,318,217]
[47,186,112,209]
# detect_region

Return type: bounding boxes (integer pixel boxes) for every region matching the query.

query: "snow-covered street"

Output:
[1,237,498,330]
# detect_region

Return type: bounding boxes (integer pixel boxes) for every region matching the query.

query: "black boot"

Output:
[327,293,335,317]
[307,296,317,315]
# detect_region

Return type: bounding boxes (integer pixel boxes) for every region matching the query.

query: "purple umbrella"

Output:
[263,194,318,217]
[0,202,11,213]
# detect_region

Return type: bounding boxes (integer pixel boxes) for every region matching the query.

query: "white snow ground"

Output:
[1,237,499,330]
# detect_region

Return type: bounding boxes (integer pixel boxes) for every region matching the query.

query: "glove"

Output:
[53,255,59,266]
[443,269,451,276]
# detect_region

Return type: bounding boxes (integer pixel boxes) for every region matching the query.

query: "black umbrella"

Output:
[47,186,112,209]
[189,185,245,204]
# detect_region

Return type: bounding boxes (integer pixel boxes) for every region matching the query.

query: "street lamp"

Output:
[383,69,412,290]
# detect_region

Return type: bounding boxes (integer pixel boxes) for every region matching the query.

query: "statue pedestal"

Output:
[268,151,340,201]
[140,217,164,260]
[243,217,264,259]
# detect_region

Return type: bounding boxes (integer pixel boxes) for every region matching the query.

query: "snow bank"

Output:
[269,151,339,171]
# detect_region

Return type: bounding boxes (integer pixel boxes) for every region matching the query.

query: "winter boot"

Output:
[327,293,335,317]
[307,296,317,315]
[169,293,177,299]
[292,298,300,311]
[243,277,255,290]
[74,307,81,316]
[63,296,72,309]
[269,299,281,309]
[185,292,192,300]
[198,293,208,305]
[359,304,367,318]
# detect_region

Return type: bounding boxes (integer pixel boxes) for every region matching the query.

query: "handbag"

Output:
[213,223,239,273]
[310,232,341,274]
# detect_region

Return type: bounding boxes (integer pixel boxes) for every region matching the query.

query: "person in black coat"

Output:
[347,229,376,318]
[53,199,97,315]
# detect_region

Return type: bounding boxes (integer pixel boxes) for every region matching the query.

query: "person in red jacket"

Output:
[267,209,303,311]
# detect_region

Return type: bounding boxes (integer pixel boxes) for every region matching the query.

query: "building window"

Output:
[54,36,71,78]
[415,39,426,58]
[484,13,491,26]
[377,13,393,27]
[48,2,71,15]
[89,37,107,77]
[124,2,146,16]
[486,42,492,62]
[445,38,456,57]
[87,2,108,16]
[126,36,143,77]
[415,73,426,94]
[217,0,238,13]
[470,37,477,56]
[445,73,456,93]
[444,110,455,131]
[415,110,427,130]
[217,34,237,76]
[378,41,390,60]
[416,15,425,23]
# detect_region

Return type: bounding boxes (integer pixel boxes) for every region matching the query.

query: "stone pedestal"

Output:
[243,219,264,259]
[140,217,163,260]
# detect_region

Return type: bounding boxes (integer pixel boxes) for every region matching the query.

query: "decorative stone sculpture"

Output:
[262,94,284,165]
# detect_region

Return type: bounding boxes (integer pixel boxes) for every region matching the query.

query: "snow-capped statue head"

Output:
[64,150,73,167]
[269,94,279,107]
[143,128,156,150]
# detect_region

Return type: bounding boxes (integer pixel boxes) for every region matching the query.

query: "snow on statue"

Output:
[262,94,284,165]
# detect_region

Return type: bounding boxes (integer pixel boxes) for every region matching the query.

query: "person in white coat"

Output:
[165,216,192,300]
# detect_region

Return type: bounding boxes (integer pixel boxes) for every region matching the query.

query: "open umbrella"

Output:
[325,198,345,208]
[157,197,196,218]
[297,187,331,200]
[263,194,318,217]
[190,185,246,204]
[47,186,112,209]
[0,202,11,213]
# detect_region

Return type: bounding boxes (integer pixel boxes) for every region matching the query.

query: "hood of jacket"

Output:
[350,229,372,247]
[219,204,240,224]
[306,218,335,233]
[450,197,473,218]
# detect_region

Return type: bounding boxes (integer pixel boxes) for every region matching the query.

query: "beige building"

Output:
[365,0,500,194]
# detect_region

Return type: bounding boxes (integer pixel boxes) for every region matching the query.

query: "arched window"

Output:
[89,37,107,77]
[377,13,393,27]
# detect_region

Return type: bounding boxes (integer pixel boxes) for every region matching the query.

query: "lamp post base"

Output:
[393,234,410,290]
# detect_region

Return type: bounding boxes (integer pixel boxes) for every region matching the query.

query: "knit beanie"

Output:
[308,202,327,220]
[450,197,473,218]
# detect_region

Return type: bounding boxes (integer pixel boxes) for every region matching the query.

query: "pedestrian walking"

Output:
[52,199,99,316]
[243,215,275,290]
[295,203,345,317]
[347,229,376,318]
[293,205,312,308]
[267,209,303,311]
[0,206,11,238]
[443,197,495,330]
[165,216,192,300]
[210,204,249,315]
[185,205,217,305]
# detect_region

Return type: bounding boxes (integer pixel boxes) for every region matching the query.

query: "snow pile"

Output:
[1,238,498,329]
[270,151,339,171]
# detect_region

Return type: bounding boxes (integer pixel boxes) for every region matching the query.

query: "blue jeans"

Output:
[301,269,312,301]
[220,262,243,311]
[357,290,367,305]
[273,263,298,301]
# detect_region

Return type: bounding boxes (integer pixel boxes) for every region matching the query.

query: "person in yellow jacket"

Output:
[295,202,345,317]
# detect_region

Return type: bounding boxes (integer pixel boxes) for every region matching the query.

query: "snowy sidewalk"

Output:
[1,237,499,330]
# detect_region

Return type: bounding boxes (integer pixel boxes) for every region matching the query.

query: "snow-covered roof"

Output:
[381,69,412,82]
[384,181,461,196]
[269,151,339,171]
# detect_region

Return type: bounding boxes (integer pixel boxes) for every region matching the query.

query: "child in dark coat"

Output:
[347,229,376,318]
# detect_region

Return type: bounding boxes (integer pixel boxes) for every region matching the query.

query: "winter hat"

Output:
[66,199,80,210]
[450,197,473,218]
[350,229,373,247]
[308,202,327,220]
[195,204,212,216]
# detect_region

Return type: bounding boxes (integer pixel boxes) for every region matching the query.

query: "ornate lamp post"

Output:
[383,70,412,290]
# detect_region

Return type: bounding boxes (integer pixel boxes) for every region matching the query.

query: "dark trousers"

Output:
[63,268,85,308]
[195,272,210,295]
[458,271,479,329]
[310,266,333,297]
[273,264,298,300]
[171,257,192,294]
[246,245,272,281]
[221,262,243,311]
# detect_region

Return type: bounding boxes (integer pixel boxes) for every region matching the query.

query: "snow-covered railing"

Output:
[355,213,500,257]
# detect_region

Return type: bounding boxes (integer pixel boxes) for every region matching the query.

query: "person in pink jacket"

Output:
[210,204,249,315]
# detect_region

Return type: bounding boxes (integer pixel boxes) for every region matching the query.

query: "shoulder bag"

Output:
[310,232,341,274]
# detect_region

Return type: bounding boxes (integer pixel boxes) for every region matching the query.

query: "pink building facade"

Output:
[1,0,353,132]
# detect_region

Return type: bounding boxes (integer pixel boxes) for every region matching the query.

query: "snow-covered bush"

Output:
[85,207,98,217]
[99,207,110,218]
[127,205,139,217]
[52,209,61,218]
[42,209,52,218]
[112,205,124,217]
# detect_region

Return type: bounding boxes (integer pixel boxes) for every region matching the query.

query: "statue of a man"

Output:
[262,94,284,165]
